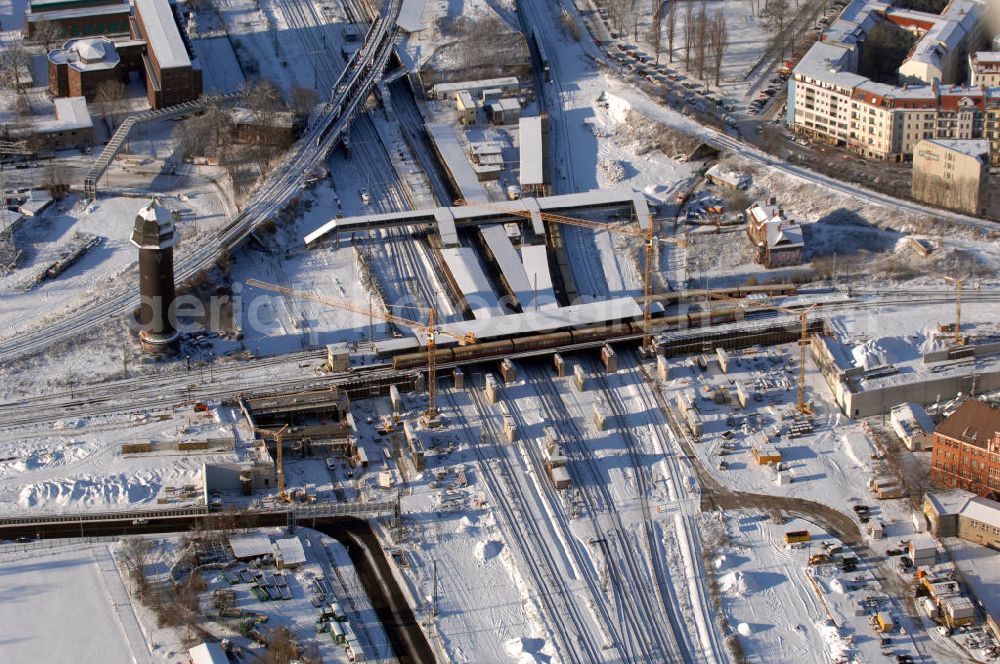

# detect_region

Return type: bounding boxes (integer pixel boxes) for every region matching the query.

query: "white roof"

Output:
[481,224,533,304]
[519,116,544,187]
[960,497,1000,529]
[135,0,191,69]
[273,536,306,565]
[426,123,488,203]
[430,77,519,96]
[189,642,229,664]
[35,97,93,133]
[973,51,1000,64]
[918,138,990,161]
[397,0,427,32]
[437,297,642,342]
[520,244,557,310]
[229,532,273,559]
[926,489,977,516]
[440,247,501,319]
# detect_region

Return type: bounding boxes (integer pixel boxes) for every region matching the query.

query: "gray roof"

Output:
[440,246,501,319]
[520,244,557,310]
[481,224,533,304]
[397,0,427,32]
[426,123,488,203]
[437,297,643,342]
[135,0,191,70]
[519,115,544,187]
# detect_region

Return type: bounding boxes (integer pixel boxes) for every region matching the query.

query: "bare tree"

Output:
[289,84,319,117]
[94,79,126,132]
[119,538,154,597]
[683,1,695,69]
[650,1,667,65]
[0,39,31,91]
[31,19,63,51]
[708,12,728,87]
[761,0,791,59]
[666,1,677,63]
[694,3,709,80]
[43,161,71,197]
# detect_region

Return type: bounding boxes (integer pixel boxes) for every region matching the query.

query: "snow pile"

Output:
[828,578,846,594]
[455,515,478,534]
[720,570,756,596]
[851,336,917,370]
[604,92,632,124]
[737,622,753,637]
[816,620,852,661]
[474,539,502,563]
[713,554,727,570]
[598,158,626,183]
[504,637,542,662]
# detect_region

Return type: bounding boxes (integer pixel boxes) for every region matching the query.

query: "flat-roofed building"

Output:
[33,96,94,149]
[518,114,546,195]
[131,0,201,108]
[26,0,130,41]
[912,138,990,216]
[924,489,1000,549]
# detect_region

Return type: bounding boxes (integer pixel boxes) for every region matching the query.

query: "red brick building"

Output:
[47,37,123,100]
[930,399,1000,500]
[131,0,201,109]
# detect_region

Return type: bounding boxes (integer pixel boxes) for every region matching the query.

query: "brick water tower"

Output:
[130,198,178,350]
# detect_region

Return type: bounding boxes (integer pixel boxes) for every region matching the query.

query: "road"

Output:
[0,0,403,364]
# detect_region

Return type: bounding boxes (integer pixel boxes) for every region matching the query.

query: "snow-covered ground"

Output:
[0,191,231,341]
[0,543,138,663]
[0,404,244,514]
[707,509,922,664]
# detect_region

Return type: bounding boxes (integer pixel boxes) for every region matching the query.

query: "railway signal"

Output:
[245,279,477,424]
[453,199,687,356]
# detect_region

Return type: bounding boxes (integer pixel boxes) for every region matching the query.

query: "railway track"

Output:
[523,362,687,662]
[442,387,607,664]
[586,361,697,663]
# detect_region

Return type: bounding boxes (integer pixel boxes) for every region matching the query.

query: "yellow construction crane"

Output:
[245,279,477,422]
[454,199,686,355]
[929,271,970,346]
[707,294,816,414]
[256,424,290,501]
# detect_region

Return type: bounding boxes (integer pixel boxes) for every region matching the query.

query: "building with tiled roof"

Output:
[930,399,1000,498]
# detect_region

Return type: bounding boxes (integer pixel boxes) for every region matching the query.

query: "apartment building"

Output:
[929,399,1000,499]
[912,138,990,215]
[971,52,1000,87]
[789,0,1000,163]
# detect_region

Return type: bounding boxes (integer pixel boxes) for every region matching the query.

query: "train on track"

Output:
[387,283,798,370]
